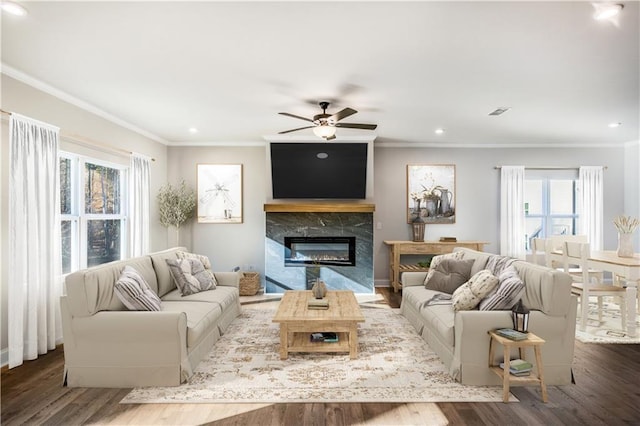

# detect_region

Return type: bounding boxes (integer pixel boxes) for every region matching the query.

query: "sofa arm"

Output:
[214,271,240,288]
[63,309,189,367]
[402,271,427,287]
[454,310,513,362]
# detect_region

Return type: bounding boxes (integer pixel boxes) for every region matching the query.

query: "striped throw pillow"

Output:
[114,265,162,311]
[478,266,525,311]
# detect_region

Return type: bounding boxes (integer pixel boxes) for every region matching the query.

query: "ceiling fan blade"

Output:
[329,107,357,122]
[278,126,315,134]
[279,112,314,123]
[335,123,377,130]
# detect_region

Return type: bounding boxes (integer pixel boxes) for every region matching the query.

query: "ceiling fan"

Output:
[278,101,377,140]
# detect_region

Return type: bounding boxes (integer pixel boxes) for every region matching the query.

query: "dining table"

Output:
[548,250,640,337]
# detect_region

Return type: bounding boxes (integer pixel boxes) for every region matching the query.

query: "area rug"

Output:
[121,307,511,403]
[575,299,640,344]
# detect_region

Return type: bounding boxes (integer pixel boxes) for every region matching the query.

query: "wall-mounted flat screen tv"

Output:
[270,142,367,199]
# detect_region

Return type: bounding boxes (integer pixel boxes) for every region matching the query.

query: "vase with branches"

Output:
[157,180,197,246]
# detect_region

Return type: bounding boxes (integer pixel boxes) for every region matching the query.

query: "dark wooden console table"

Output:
[383,240,489,292]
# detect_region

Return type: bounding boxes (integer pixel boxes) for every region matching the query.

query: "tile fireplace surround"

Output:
[264,203,374,294]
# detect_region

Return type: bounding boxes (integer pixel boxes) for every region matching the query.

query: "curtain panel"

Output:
[500,166,526,259]
[8,113,62,368]
[129,153,151,257]
[578,166,604,250]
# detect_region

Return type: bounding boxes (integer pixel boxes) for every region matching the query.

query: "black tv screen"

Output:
[270,143,367,199]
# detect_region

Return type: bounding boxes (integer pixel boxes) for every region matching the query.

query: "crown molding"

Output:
[1,63,168,145]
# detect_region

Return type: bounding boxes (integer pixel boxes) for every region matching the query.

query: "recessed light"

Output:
[608,122,622,128]
[316,152,329,159]
[0,1,27,16]
[188,127,198,134]
[435,128,445,135]
[594,3,623,21]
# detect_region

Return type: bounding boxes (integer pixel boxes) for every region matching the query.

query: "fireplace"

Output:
[284,236,356,267]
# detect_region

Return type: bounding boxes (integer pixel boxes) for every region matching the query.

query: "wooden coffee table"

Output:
[272,290,365,360]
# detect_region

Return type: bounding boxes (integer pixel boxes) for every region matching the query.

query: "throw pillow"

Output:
[451,269,500,311]
[176,251,217,285]
[478,266,526,311]
[423,251,465,286]
[424,258,474,294]
[114,265,162,311]
[166,258,217,296]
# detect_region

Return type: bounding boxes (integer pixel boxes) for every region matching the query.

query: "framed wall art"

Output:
[197,164,243,223]
[407,164,456,224]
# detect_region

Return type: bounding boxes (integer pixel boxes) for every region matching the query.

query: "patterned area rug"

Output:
[121,307,509,403]
[575,299,640,343]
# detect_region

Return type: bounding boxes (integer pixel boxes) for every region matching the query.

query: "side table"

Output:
[488,330,548,403]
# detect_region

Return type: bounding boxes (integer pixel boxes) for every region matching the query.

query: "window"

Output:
[524,172,579,251]
[59,153,127,274]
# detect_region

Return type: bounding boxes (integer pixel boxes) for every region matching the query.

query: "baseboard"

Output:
[374,279,391,287]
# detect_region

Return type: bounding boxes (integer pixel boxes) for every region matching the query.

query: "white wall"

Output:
[164,142,627,287]
[1,75,168,362]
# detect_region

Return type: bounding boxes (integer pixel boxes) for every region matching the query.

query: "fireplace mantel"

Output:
[264,202,375,213]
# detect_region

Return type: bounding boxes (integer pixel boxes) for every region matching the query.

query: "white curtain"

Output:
[578,166,604,250]
[129,153,151,257]
[500,166,526,259]
[8,113,62,368]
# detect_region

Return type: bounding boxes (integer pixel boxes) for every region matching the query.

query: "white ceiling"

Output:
[1,1,638,147]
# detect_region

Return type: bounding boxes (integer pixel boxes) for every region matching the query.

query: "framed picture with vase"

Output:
[407,164,456,224]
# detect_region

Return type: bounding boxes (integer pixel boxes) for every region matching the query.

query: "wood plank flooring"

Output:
[3,287,640,425]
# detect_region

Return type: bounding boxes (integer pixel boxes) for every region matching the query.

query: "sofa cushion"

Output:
[161,300,223,348]
[452,269,499,311]
[114,266,162,311]
[479,266,526,311]
[162,286,238,311]
[419,301,455,347]
[148,247,187,298]
[423,251,465,286]
[65,256,159,316]
[166,258,217,296]
[425,258,474,294]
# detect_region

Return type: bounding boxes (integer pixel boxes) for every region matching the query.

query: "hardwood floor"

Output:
[3,287,640,425]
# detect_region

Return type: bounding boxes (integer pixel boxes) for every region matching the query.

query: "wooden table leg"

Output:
[349,323,358,359]
[502,345,511,403]
[534,345,548,403]
[279,323,288,360]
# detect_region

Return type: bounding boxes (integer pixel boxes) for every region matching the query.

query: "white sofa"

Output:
[60,247,241,388]
[400,247,577,386]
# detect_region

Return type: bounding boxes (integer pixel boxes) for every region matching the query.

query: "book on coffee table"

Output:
[310,332,338,343]
[308,298,329,309]
[494,328,529,341]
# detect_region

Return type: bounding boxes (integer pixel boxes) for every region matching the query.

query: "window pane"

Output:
[60,158,72,214]
[525,217,544,250]
[61,220,72,273]
[550,218,575,236]
[85,163,121,214]
[524,180,543,215]
[549,180,574,215]
[87,219,121,267]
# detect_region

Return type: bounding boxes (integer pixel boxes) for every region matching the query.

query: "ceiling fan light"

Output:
[313,125,337,139]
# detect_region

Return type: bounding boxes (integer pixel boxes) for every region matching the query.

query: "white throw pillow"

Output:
[451,269,499,311]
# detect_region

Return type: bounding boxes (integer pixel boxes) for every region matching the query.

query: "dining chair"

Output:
[564,241,627,332]
[531,238,548,266]
[546,235,604,284]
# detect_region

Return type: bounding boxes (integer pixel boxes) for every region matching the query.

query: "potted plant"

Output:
[157,180,197,246]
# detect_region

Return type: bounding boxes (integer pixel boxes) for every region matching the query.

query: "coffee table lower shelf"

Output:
[288,332,350,354]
